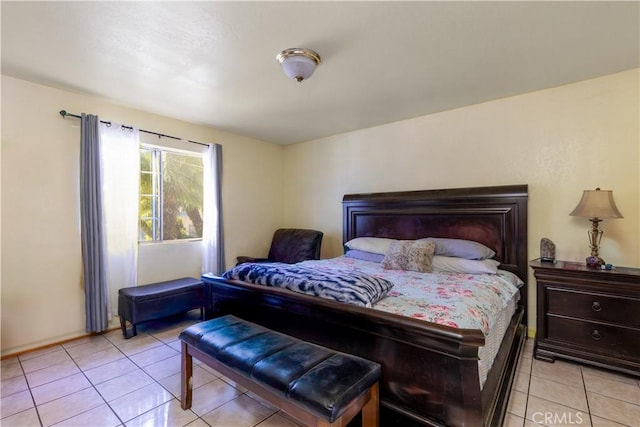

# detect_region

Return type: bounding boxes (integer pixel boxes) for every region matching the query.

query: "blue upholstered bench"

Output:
[179,315,381,427]
[118,277,204,338]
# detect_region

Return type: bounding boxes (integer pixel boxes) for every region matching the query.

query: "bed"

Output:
[202,185,528,426]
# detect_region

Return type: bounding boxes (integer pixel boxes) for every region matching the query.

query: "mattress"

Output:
[477,291,517,386]
[289,256,522,387]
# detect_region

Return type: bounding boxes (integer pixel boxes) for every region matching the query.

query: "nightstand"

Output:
[530,259,640,377]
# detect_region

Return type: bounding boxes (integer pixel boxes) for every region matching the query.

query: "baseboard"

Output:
[0,325,121,360]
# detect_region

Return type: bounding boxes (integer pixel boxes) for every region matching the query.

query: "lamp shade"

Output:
[277,48,321,82]
[569,188,623,219]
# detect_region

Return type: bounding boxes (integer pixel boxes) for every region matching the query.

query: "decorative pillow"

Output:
[423,238,496,260]
[345,249,385,263]
[432,256,500,274]
[344,237,396,255]
[381,240,435,273]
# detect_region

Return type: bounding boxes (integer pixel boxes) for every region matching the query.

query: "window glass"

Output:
[139,146,203,242]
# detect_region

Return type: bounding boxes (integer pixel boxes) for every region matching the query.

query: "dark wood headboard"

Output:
[343,184,529,317]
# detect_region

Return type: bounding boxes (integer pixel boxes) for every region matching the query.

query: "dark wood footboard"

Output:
[202,275,525,426]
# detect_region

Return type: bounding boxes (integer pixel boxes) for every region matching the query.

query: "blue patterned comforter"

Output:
[222,262,394,307]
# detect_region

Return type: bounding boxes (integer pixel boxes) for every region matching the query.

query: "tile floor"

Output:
[1,312,639,427]
[505,340,640,427]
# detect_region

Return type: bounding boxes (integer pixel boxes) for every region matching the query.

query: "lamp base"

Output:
[586,256,605,269]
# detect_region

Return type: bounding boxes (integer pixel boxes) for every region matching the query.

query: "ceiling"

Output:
[2,1,638,145]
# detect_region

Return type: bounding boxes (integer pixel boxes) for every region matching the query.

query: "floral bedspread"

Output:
[296,257,522,335]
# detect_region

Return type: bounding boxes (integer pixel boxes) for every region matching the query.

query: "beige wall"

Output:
[2,69,638,354]
[1,76,284,356]
[282,69,640,331]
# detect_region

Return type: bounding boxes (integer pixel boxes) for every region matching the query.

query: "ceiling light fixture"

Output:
[276,48,321,83]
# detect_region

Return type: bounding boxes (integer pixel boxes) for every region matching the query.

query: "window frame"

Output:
[139,136,206,244]
[139,146,162,241]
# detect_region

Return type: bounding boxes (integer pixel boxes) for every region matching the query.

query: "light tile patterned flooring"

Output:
[1,311,639,427]
[505,341,640,427]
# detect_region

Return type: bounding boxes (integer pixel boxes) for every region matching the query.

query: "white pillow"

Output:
[423,238,496,260]
[344,237,396,255]
[432,256,500,274]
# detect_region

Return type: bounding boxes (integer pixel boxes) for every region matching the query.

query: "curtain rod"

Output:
[59,110,209,147]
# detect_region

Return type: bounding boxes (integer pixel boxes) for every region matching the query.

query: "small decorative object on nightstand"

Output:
[530,259,640,377]
[569,188,623,268]
[540,238,556,262]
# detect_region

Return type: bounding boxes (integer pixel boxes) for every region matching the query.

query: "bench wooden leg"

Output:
[181,342,193,410]
[119,317,127,338]
[314,382,379,427]
[361,382,379,427]
[120,317,137,339]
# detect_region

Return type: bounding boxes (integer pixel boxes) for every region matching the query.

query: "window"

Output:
[139,146,203,241]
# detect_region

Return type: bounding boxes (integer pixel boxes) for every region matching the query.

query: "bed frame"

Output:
[202,185,528,426]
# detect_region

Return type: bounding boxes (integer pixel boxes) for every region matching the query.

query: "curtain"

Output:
[202,143,225,275]
[100,123,140,316]
[80,114,109,333]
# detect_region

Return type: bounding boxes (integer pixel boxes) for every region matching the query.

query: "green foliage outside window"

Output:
[139,147,203,242]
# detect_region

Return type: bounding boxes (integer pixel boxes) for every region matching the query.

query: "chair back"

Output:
[267,228,323,264]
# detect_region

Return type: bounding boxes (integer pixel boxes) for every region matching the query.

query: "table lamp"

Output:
[569,188,623,268]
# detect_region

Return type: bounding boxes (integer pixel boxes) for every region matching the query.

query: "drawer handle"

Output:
[591,301,602,312]
[592,330,602,341]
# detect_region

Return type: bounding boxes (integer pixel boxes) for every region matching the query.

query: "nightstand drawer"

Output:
[547,316,640,360]
[547,288,640,328]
